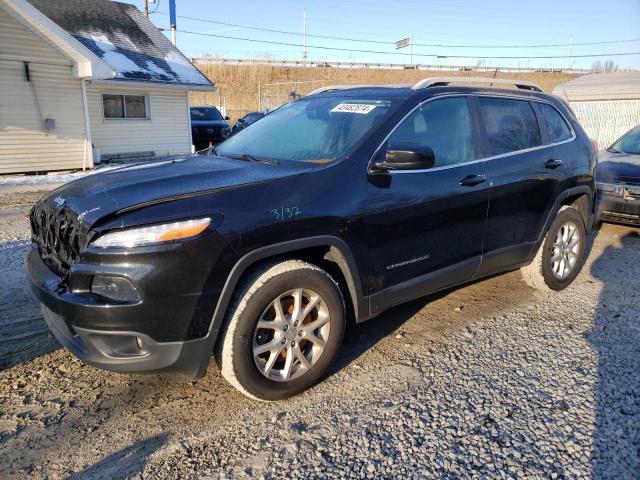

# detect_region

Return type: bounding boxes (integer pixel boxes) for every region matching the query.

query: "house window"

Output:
[103,94,148,119]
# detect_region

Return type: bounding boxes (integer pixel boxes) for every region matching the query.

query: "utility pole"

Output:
[144,0,149,17]
[303,9,308,63]
[169,0,177,46]
[410,34,413,68]
[567,34,574,71]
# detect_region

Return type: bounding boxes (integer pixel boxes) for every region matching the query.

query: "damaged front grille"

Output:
[30,203,84,277]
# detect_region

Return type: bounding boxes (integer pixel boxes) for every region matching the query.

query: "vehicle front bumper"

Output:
[39,302,212,378]
[25,234,233,379]
[597,189,640,226]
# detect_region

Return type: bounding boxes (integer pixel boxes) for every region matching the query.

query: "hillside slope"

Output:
[191,62,580,120]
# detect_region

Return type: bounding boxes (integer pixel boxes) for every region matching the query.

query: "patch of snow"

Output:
[113,31,141,53]
[164,51,208,84]
[75,30,210,86]
[0,166,121,187]
[145,60,168,77]
[87,34,140,74]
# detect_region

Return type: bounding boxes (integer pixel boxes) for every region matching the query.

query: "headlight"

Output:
[92,218,211,248]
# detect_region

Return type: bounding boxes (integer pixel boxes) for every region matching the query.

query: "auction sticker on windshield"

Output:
[330,103,377,114]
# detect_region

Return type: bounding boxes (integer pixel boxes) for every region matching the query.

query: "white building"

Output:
[552,71,640,149]
[0,0,213,174]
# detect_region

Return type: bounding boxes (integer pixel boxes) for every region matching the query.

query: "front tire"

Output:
[521,206,586,291]
[216,259,345,401]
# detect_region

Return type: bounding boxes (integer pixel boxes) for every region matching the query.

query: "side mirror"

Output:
[375,143,435,170]
[224,116,230,121]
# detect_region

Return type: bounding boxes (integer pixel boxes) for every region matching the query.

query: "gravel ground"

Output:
[1,187,639,479]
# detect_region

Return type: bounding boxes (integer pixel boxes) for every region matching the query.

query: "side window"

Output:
[103,94,148,119]
[537,103,572,143]
[387,97,474,167]
[478,97,541,156]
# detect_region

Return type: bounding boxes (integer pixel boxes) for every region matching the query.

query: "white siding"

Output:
[87,84,191,158]
[0,6,70,66]
[0,8,86,174]
[571,100,640,149]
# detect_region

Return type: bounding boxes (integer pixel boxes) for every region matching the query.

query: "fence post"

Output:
[258,82,262,112]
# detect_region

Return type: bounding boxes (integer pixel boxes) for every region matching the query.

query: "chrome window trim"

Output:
[368,93,576,175]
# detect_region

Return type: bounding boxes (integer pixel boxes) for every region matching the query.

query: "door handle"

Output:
[545,159,563,169]
[459,174,487,187]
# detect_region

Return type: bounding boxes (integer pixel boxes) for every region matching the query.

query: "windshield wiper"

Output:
[607,147,622,154]
[224,153,279,165]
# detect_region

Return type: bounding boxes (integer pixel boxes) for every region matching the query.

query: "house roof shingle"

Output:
[28,0,212,88]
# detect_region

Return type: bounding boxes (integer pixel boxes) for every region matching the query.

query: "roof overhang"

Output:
[89,78,216,92]
[0,0,114,79]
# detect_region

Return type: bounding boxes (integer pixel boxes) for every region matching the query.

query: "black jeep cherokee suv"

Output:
[26,78,596,400]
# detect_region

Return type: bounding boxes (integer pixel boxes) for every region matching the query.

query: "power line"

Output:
[178,30,640,60]
[156,12,640,49]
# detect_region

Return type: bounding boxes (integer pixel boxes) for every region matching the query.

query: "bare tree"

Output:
[592,59,619,72]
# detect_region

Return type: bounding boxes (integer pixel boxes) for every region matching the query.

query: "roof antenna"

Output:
[490,68,498,87]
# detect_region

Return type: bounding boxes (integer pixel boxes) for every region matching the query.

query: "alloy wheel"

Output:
[252,288,330,381]
[550,221,581,280]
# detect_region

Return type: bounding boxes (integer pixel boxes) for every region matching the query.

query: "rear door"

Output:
[475,96,571,273]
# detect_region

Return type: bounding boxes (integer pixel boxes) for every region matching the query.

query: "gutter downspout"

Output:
[81,79,94,170]
[187,90,194,153]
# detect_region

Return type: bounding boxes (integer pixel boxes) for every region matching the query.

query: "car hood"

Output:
[191,119,229,128]
[39,155,313,227]
[597,150,640,184]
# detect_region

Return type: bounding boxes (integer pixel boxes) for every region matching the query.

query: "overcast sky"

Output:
[122,0,640,70]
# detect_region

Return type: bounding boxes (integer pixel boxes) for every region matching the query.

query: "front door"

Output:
[363,96,490,313]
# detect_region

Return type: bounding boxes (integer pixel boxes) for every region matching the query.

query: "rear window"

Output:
[478,97,542,156]
[244,113,262,122]
[537,103,572,143]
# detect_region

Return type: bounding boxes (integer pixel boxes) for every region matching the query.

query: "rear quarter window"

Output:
[478,97,542,156]
[536,102,573,143]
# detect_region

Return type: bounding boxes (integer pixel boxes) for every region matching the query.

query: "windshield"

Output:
[610,126,640,155]
[191,107,224,121]
[216,96,400,162]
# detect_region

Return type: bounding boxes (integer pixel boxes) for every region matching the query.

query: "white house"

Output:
[552,71,640,149]
[0,0,213,174]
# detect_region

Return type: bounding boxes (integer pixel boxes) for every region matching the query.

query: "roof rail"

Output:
[307,84,410,96]
[412,77,543,92]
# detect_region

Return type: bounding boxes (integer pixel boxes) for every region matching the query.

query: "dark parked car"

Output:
[596,125,640,226]
[231,111,266,134]
[26,77,596,400]
[190,106,231,150]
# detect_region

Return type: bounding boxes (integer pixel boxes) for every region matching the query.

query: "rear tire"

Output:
[216,259,345,401]
[521,206,586,292]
